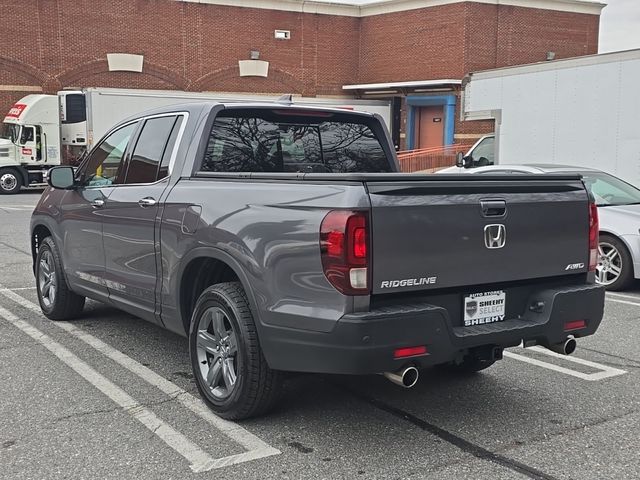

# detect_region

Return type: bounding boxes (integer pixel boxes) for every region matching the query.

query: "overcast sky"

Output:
[599,0,640,53]
[332,0,639,54]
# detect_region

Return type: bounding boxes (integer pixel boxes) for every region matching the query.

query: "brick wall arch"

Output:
[0,56,55,88]
[191,65,305,94]
[56,59,189,91]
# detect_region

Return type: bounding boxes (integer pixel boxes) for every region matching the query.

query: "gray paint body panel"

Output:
[159,178,369,333]
[367,180,590,294]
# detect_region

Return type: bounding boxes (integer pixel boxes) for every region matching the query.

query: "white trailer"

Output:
[0,88,392,193]
[460,49,640,187]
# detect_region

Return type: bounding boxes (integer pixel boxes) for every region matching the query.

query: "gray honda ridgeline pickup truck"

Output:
[32,102,605,419]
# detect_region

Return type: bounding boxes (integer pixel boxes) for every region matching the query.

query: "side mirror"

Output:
[462,156,474,169]
[48,166,76,190]
[455,152,464,168]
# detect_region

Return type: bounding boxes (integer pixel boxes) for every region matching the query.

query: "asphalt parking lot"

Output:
[1,191,639,480]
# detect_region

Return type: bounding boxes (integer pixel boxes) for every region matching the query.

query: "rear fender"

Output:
[175,246,264,332]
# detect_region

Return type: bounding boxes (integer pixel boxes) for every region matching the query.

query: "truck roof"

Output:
[3,94,59,125]
[465,48,640,82]
[116,101,379,126]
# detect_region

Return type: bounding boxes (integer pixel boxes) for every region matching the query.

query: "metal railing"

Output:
[396,144,472,173]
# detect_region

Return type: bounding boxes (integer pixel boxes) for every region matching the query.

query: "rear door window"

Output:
[124,115,181,184]
[201,110,390,173]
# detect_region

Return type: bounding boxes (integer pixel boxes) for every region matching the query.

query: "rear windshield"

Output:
[200,109,391,173]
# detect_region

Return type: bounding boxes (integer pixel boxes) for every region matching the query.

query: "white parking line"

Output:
[0,206,35,211]
[0,305,216,473]
[607,292,640,301]
[606,297,640,307]
[0,287,280,470]
[505,346,627,381]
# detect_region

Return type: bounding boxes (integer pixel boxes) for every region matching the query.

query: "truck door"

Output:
[101,114,184,323]
[58,121,138,300]
[18,125,37,162]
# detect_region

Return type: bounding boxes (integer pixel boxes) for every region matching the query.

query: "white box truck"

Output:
[454,49,640,187]
[1,95,61,193]
[0,88,392,193]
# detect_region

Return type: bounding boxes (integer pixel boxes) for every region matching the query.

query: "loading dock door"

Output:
[415,106,444,149]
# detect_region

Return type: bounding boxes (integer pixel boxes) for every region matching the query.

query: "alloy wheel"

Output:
[596,242,623,286]
[0,172,18,192]
[38,250,57,308]
[195,306,239,400]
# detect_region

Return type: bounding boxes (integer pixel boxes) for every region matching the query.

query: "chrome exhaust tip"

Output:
[545,335,577,355]
[383,366,419,388]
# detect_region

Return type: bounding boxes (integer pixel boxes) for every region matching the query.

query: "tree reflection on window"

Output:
[201,111,390,173]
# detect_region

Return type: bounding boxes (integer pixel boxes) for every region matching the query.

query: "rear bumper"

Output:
[261,283,605,374]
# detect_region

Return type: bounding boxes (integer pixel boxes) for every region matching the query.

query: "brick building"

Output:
[1,0,603,150]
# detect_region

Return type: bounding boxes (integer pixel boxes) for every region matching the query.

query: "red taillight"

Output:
[353,227,367,259]
[394,346,428,359]
[589,202,599,272]
[564,320,586,331]
[320,210,370,295]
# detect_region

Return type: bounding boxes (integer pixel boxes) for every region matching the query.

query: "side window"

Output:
[124,116,180,184]
[35,126,42,160]
[83,123,137,187]
[19,126,34,145]
[472,137,495,166]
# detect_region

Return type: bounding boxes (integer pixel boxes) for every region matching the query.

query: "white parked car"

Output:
[440,164,640,291]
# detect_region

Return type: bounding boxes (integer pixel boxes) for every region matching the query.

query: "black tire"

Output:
[439,356,496,374]
[189,282,282,420]
[597,234,634,291]
[35,237,85,320]
[0,168,22,194]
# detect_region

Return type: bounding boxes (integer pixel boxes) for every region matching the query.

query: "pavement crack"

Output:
[338,384,560,480]
[0,240,31,257]
[577,346,640,368]
[52,393,186,424]
[52,405,123,423]
[497,407,640,453]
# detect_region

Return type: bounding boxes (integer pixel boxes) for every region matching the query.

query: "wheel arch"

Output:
[176,247,263,336]
[598,230,638,280]
[31,223,53,271]
[599,230,633,255]
[15,166,29,187]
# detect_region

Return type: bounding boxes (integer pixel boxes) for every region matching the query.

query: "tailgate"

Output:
[367,176,590,294]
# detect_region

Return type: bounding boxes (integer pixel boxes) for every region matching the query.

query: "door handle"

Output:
[138,197,157,208]
[480,199,506,217]
[91,199,105,208]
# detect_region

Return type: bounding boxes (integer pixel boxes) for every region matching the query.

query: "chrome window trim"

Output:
[83,111,189,189]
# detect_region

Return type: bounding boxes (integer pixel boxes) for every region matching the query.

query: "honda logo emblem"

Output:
[484,224,506,249]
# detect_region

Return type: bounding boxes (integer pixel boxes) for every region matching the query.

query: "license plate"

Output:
[463,290,506,327]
